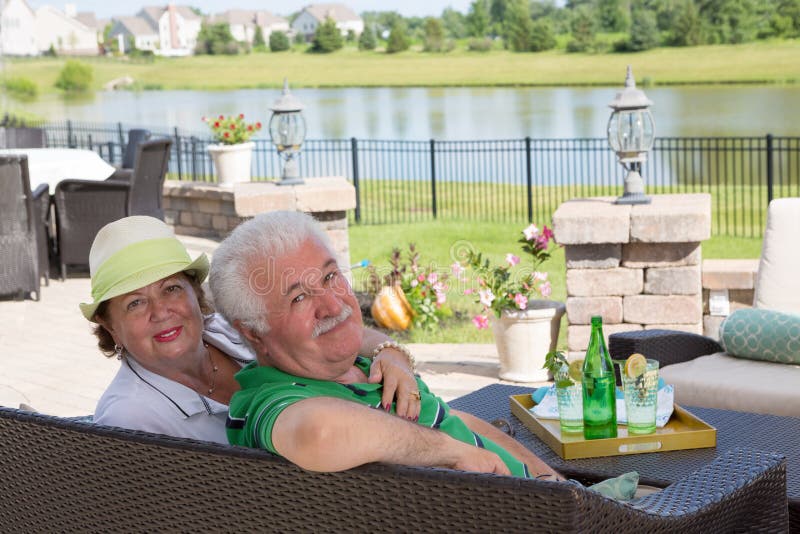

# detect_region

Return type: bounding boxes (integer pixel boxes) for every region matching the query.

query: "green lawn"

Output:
[349,220,763,346]
[5,39,800,96]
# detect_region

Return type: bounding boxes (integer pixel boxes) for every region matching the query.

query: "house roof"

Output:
[302,3,361,23]
[35,5,94,32]
[113,15,157,36]
[208,9,288,27]
[75,12,101,30]
[138,5,200,29]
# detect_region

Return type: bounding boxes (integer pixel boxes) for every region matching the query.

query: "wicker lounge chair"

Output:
[0,155,49,300]
[123,137,171,220]
[0,407,788,532]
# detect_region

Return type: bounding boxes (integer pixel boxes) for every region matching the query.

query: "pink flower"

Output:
[472,315,490,329]
[436,291,447,305]
[539,281,552,298]
[451,262,465,277]
[514,293,528,310]
[479,289,495,308]
[533,271,548,281]
[432,282,445,293]
[418,274,426,282]
[464,288,474,295]
[542,225,554,240]
[505,253,520,266]
[427,272,438,284]
[523,224,540,241]
[410,279,418,288]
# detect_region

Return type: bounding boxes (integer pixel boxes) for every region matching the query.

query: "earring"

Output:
[114,344,124,360]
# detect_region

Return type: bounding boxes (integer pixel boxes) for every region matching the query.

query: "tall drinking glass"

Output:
[621,359,659,435]
[555,362,583,433]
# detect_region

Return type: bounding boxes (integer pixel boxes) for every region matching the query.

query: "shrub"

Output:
[54,60,93,92]
[466,37,493,51]
[311,17,344,53]
[252,26,266,51]
[529,19,557,52]
[3,77,38,100]
[358,26,377,50]
[269,31,290,52]
[386,21,410,53]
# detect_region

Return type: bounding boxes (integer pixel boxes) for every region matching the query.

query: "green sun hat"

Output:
[80,216,209,322]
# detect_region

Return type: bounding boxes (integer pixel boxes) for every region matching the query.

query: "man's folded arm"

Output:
[271,396,511,475]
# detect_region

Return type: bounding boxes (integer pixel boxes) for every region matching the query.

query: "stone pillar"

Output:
[163,177,356,274]
[553,194,711,359]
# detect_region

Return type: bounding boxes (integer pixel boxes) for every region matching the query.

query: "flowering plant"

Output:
[202,114,262,145]
[367,244,452,330]
[457,223,557,329]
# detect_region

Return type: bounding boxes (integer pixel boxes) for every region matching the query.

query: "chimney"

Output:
[168,4,179,50]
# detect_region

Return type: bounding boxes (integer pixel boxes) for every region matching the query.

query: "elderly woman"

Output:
[82,216,419,443]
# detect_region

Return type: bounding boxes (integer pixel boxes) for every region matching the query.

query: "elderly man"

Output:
[209,211,561,479]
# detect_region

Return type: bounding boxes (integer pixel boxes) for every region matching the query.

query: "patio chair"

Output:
[0,407,789,531]
[0,126,47,149]
[124,137,171,220]
[0,155,48,300]
[108,128,151,181]
[610,197,800,417]
[53,180,129,279]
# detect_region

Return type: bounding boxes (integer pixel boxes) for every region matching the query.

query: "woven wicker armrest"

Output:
[609,329,723,367]
[628,447,788,531]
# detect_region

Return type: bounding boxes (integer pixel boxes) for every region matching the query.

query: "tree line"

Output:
[192,0,800,56]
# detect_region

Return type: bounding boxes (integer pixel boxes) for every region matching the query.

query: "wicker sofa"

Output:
[610,198,800,418]
[0,407,789,532]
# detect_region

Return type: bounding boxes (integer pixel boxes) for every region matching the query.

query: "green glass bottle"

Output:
[582,316,617,440]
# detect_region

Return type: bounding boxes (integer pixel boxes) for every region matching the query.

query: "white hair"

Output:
[209,211,336,335]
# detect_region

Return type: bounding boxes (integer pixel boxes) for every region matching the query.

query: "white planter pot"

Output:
[207,142,254,187]
[491,300,566,382]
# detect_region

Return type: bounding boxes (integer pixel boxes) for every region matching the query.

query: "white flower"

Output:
[523,224,540,241]
[479,289,495,308]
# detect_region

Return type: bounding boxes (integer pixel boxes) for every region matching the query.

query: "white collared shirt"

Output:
[93,313,255,444]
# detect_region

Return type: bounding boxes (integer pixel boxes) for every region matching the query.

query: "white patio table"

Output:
[0,148,115,190]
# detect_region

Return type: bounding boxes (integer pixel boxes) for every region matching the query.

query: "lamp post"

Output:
[607,66,655,205]
[269,78,306,186]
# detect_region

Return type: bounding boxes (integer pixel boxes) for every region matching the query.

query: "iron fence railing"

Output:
[27,119,800,237]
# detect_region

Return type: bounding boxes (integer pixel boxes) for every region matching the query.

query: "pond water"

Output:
[11,85,800,140]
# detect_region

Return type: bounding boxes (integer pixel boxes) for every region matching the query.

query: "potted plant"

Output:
[458,223,565,382]
[203,114,262,187]
[366,244,452,331]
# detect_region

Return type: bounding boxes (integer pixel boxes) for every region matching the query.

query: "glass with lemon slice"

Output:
[620,353,660,435]
[554,358,584,433]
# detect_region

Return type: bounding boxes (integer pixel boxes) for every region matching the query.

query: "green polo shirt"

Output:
[227,356,530,478]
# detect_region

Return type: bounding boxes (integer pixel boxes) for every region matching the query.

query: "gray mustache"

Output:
[312,304,353,338]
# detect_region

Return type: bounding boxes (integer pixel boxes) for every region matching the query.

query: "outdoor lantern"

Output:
[269,78,306,186]
[607,66,655,205]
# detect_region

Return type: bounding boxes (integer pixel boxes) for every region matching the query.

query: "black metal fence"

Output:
[33,119,800,238]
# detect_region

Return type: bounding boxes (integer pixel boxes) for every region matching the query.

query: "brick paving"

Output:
[0,235,548,417]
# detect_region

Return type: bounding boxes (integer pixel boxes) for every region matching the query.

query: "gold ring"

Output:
[409,390,421,401]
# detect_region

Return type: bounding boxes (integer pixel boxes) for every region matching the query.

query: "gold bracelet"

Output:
[371,341,416,373]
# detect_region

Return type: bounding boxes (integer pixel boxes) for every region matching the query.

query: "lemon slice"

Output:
[624,353,647,379]
[568,359,584,382]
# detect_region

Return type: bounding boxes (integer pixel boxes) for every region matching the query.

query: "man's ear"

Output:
[234,320,266,354]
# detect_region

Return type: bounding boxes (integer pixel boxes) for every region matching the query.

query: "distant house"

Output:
[0,0,38,56]
[35,4,99,55]
[137,5,201,56]
[75,11,109,49]
[291,3,363,40]
[108,16,159,53]
[208,9,289,44]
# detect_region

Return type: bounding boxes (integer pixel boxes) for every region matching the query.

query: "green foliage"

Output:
[358,25,377,50]
[44,44,58,57]
[466,37,494,51]
[567,6,598,52]
[466,0,491,37]
[252,26,266,51]
[441,7,468,38]
[663,0,704,46]
[699,0,761,44]
[505,0,534,51]
[596,0,630,32]
[386,21,410,53]
[3,77,38,100]
[616,7,661,51]
[311,17,344,53]
[196,22,238,55]
[54,60,93,92]
[269,31,290,52]
[529,19,557,51]
[294,32,306,45]
[423,17,447,51]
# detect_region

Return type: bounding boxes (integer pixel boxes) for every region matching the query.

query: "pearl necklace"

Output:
[205,342,219,395]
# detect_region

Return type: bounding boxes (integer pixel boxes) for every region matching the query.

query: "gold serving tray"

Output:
[509,393,717,460]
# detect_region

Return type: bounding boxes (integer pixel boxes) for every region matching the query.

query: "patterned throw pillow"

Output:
[719,309,800,364]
